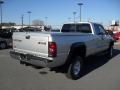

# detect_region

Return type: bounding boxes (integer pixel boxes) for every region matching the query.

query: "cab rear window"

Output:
[61,24,91,33]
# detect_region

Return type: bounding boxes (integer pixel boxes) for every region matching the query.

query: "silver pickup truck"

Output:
[10,22,114,80]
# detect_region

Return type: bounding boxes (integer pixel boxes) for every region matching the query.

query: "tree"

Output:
[0,22,16,26]
[32,19,44,26]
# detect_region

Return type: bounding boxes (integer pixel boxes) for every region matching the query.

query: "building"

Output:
[105,20,120,33]
[106,26,120,33]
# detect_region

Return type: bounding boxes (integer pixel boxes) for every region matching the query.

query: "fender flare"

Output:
[66,42,86,64]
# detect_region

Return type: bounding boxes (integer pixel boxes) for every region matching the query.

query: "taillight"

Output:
[48,42,57,57]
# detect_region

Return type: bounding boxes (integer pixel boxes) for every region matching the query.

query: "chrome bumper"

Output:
[10,50,52,67]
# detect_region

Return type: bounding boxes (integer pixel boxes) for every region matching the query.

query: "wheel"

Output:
[66,56,83,80]
[106,46,113,58]
[0,42,7,49]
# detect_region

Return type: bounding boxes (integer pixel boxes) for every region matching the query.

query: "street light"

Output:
[73,12,77,23]
[78,3,83,22]
[21,15,24,29]
[45,17,48,26]
[68,17,71,22]
[27,11,31,27]
[0,0,4,29]
[73,12,77,32]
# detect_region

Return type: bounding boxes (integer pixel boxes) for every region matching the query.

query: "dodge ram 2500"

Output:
[10,22,114,80]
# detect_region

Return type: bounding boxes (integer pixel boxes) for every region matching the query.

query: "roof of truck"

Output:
[64,21,100,25]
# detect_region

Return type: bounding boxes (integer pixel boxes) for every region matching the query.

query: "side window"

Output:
[94,24,106,35]
[99,25,106,34]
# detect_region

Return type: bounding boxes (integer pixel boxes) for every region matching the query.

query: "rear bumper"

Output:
[10,50,55,67]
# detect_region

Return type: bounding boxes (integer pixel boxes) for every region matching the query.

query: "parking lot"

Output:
[0,45,120,90]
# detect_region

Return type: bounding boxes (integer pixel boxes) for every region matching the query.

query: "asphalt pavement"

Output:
[0,45,120,90]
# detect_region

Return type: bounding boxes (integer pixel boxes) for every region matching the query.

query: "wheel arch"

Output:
[69,42,86,57]
[65,42,87,65]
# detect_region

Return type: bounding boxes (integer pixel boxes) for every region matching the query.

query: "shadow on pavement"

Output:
[50,49,120,78]
[81,48,120,77]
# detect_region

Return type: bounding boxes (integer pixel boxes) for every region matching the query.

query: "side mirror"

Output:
[106,31,113,36]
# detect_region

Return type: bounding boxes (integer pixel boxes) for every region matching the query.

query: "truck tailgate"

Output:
[13,32,49,57]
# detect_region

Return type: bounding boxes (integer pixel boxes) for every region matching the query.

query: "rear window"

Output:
[61,24,91,33]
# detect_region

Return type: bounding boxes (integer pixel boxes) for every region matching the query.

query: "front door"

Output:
[94,24,109,52]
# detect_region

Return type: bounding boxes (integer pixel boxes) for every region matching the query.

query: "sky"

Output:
[1,0,120,28]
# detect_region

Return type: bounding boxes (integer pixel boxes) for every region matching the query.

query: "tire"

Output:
[0,42,7,49]
[106,46,113,58]
[66,56,83,80]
